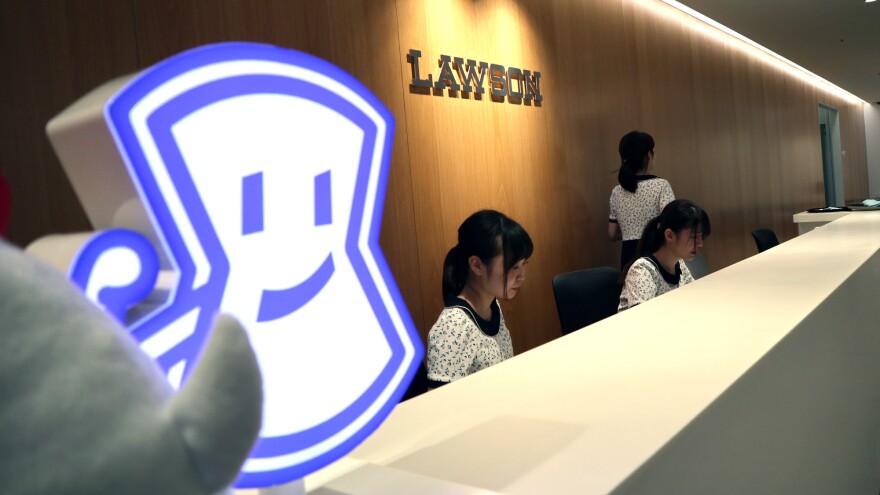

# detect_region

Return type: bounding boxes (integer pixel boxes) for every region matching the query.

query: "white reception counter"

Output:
[295,212,880,494]
[792,210,853,234]
[792,208,880,234]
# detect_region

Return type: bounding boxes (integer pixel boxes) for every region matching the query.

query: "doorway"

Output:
[818,104,844,206]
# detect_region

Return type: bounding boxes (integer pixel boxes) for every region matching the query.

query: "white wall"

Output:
[864,103,880,198]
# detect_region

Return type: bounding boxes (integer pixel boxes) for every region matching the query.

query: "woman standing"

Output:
[608,131,675,269]
[618,199,710,311]
[426,210,533,388]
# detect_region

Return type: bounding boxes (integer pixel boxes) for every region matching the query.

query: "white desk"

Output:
[793,208,880,234]
[791,210,852,234]
[300,212,880,495]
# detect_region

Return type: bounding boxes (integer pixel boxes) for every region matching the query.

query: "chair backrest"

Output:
[683,251,709,279]
[552,266,621,335]
[399,360,427,402]
[751,228,780,253]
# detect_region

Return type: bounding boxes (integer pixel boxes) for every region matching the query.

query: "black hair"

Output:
[618,131,655,193]
[442,210,534,302]
[621,199,711,282]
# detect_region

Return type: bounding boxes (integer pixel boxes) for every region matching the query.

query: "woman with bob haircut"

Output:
[426,210,533,388]
[618,199,710,312]
[609,130,675,269]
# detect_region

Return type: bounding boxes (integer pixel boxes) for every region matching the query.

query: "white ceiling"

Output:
[676,0,880,104]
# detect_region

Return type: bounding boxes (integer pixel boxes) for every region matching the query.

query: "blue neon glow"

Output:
[242,172,264,235]
[258,253,335,322]
[69,229,160,323]
[314,170,332,226]
[88,42,423,487]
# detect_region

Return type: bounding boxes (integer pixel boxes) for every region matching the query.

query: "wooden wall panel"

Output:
[395,0,573,351]
[0,0,869,356]
[0,0,139,244]
[839,99,869,203]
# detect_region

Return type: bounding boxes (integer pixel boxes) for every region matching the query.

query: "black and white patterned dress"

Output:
[618,255,694,311]
[609,176,675,267]
[426,298,513,386]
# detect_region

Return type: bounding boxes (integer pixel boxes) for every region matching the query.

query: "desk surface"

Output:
[792,210,852,223]
[301,212,880,494]
[792,208,880,224]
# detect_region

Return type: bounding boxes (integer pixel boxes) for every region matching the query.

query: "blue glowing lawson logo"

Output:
[69,42,423,487]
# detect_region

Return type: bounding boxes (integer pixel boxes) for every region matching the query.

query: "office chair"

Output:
[552,266,622,335]
[751,228,780,253]
[399,360,428,402]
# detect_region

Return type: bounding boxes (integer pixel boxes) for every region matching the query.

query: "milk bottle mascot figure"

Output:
[47,43,423,488]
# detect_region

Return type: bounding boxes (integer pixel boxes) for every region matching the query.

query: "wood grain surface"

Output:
[0,0,868,354]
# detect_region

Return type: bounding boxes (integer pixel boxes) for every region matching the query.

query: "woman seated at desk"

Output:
[426,210,533,388]
[618,199,710,311]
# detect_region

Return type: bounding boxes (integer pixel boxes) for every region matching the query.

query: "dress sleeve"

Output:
[679,261,695,286]
[619,261,659,311]
[426,310,478,383]
[659,180,675,209]
[497,308,514,360]
[609,189,618,222]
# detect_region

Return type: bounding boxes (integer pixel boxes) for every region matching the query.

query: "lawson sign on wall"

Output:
[58,43,423,487]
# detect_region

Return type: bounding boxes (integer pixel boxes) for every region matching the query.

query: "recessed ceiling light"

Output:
[867,0,877,4]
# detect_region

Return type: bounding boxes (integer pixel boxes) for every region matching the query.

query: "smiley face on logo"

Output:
[69,43,422,487]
